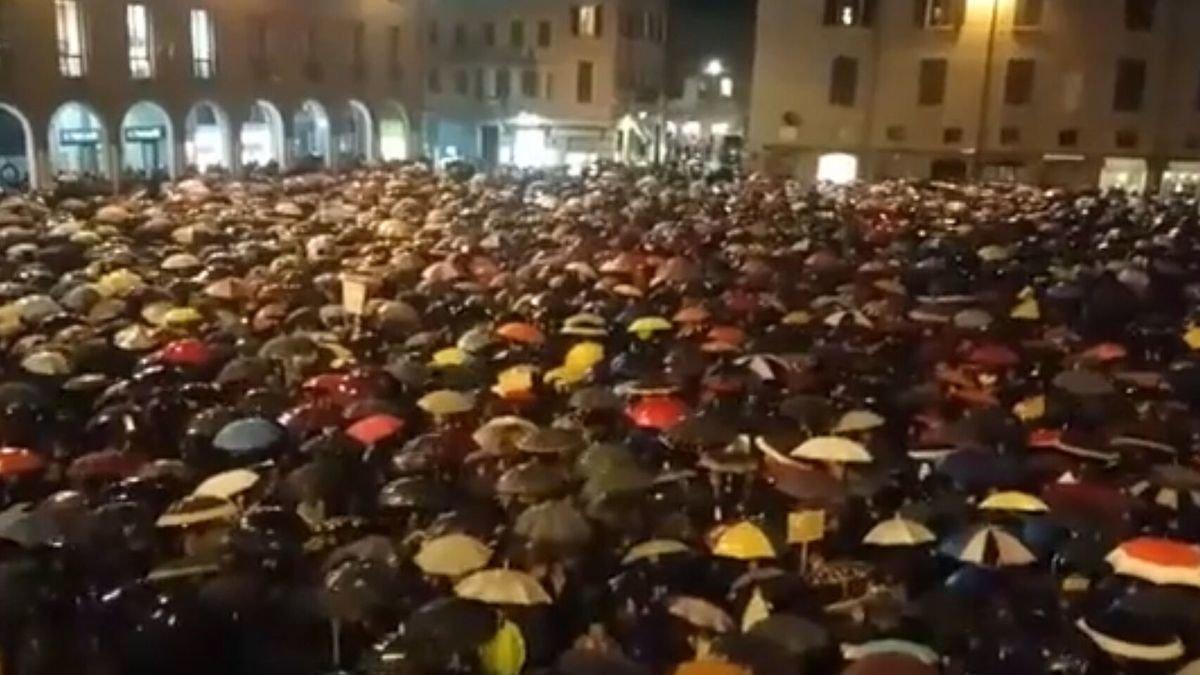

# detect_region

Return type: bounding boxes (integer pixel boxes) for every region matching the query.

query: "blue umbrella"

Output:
[213,417,285,457]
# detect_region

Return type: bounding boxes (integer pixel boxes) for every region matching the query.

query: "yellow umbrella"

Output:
[1010,297,1041,321]
[781,310,812,326]
[414,533,493,577]
[1185,326,1200,351]
[862,515,936,547]
[155,494,238,528]
[563,341,605,372]
[418,389,475,416]
[478,619,526,675]
[492,364,537,399]
[163,306,204,328]
[560,313,607,337]
[627,316,672,340]
[455,568,552,605]
[710,521,777,561]
[430,346,468,368]
[96,268,145,297]
[790,436,873,464]
[621,538,692,565]
[1013,394,1045,422]
[193,468,260,499]
[979,491,1050,513]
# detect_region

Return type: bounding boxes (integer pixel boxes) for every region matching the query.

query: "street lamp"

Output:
[971,0,1004,180]
[704,59,725,77]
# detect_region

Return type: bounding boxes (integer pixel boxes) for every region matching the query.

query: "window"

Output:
[1114,58,1146,111]
[829,56,859,107]
[454,22,466,48]
[1058,129,1079,147]
[483,22,495,46]
[454,69,468,95]
[189,8,215,79]
[55,0,86,77]
[522,69,538,97]
[250,16,268,65]
[474,68,484,100]
[1004,59,1035,105]
[428,21,438,45]
[495,68,511,98]
[576,60,594,103]
[943,127,963,144]
[571,5,602,37]
[1013,0,1043,27]
[538,20,551,47]
[1116,129,1139,149]
[126,3,152,79]
[546,72,555,100]
[510,20,524,48]
[1000,126,1020,145]
[886,125,906,142]
[388,26,402,81]
[352,22,365,73]
[1125,0,1155,31]
[720,77,734,97]
[823,0,875,27]
[919,0,961,28]
[427,67,441,93]
[918,58,947,106]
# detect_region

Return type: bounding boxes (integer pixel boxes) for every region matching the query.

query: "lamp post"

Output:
[971,0,1002,181]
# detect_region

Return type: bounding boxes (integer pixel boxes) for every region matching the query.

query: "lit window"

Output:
[572,5,602,37]
[823,0,871,27]
[719,77,733,98]
[190,9,216,79]
[55,0,86,77]
[923,0,959,28]
[126,3,152,79]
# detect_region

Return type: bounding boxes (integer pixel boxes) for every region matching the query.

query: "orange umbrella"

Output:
[1080,342,1127,363]
[495,322,545,346]
[1107,537,1200,587]
[346,414,405,446]
[0,447,45,477]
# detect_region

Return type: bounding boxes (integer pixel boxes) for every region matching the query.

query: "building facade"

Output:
[0,0,424,189]
[665,61,747,168]
[421,0,668,169]
[749,0,1200,191]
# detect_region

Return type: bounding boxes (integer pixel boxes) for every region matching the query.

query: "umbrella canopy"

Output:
[414,533,492,577]
[791,436,873,464]
[862,515,936,547]
[710,521,777,561]
[978,490,1051,513]
[666,595,734,633]
[940,525,1036,567]
[0,447,45,477]
[155,494,238,528]
[1076,604,1185,662]
[513,499,592,549]
[621,538,692,565]
[627,396,688,431]
[841,653,937,675]
[1107,537,1200,587]
[455,568,552,605]
[418,389,476,416]
[345,413,405,446]
[747,613,828,655]
[212,417,285,457]
[193,468,259,499]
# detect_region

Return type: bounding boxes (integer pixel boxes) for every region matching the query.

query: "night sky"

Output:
[667,0,757,98]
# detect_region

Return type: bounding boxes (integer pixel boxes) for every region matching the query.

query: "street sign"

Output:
[124,125,165,142]
[59,128,100,145]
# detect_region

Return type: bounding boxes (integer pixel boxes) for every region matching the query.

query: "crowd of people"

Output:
[1,163,1200,674]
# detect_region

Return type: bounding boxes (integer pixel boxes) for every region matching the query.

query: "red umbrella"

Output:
[67,450,144,483]
[302,373,376,407]
[158,339,213,368]
[627,396,688,431]
[0,447,45,477]
[965,342,1020,369]
[279,401,344,437]
[346,414,405,446]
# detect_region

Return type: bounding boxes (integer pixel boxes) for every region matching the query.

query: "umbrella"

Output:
[407,597,500,653]
[212,417,285,457]
[513,499,592,549]
[940,525,1036,567]
[747,613,827,655]
[832,409,885,434]
[666,595,734,633]
[473,416,538,455]
[674,661,752,675]
[1107,537,1200,587]
[790,436,873,464]
[841,639,939,664]
[517,427,584,456]
[496,462,571,500]
[156,494,238,528]
[627,316,672,340]
[1130,464,1200,511]
[418,389,475,416]
[455,568,552,605]
[710,521,777,561]
[862,515,935,546]
[627,396,688,430]
[0,447,45,477]
[841,653,937,675]
[414,533,492,577]
[193,468,259,499]
[555,649,649,675]
[1076,604,1185,662]
[345,413,405,446]
[621,538,691,565]
[1053,369,1115,396]
[978,490,1050,513]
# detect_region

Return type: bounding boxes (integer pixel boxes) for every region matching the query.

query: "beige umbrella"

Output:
[156,494,238,528]
[414,533,493,577]
[193,468,260,499]
[472,416,538,455]
[455,568,551,605]
[418,389,475,416]
[831,409,885,434]
[21,350,71,376]
[790,436,873,464]
[862,515,935,547]
[666,595,734,633]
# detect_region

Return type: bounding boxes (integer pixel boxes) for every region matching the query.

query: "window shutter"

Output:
[823,0,838,25]
[862,0,878,26]
[594,5,603,36]
[914,0,928,26]
[570,6,580,35]
[953,0,967,25]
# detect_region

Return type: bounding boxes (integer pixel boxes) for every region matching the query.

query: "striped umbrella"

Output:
[939,525,1035,567]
